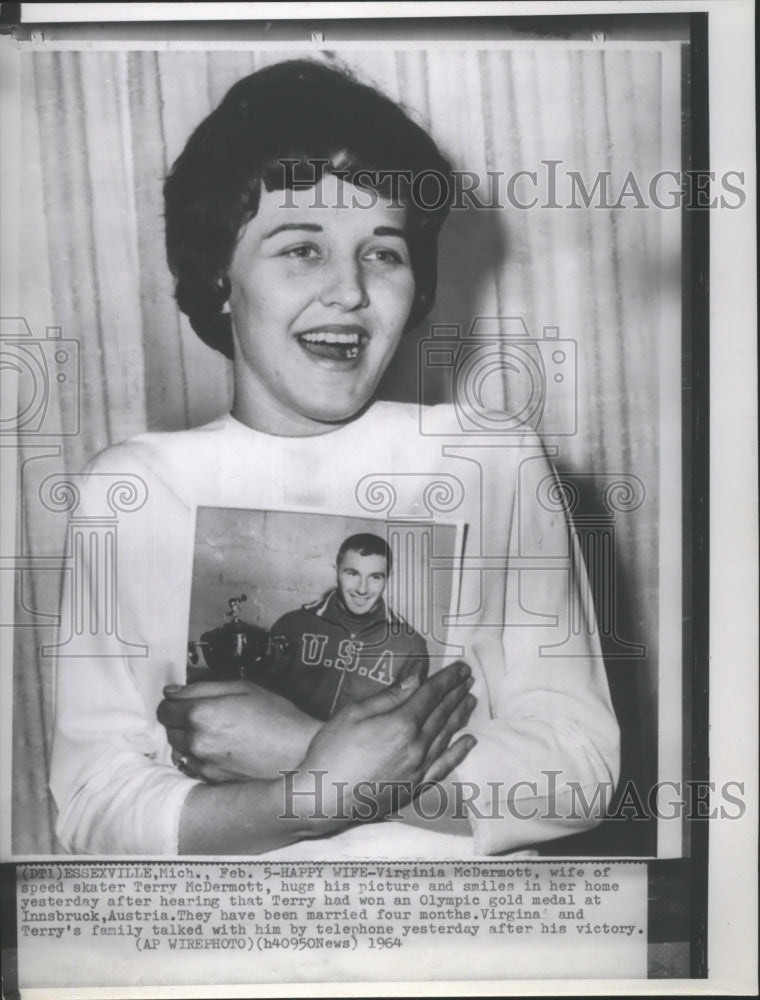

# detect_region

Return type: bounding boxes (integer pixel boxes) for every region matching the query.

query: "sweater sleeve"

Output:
[452,438,621,855]
[48,444,201,855]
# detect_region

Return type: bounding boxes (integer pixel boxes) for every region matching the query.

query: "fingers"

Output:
[156,697,189,729]
[420,677,474,743]
[164,727,190,754]
[158,681,254,730]
[422,690,477,769]
[171,747,210,781]
[331,672,423,723]
[342,661,471,726]
[163,680,253,700]
[401,661,472,728]
[422,734,478,785]
[170,747,250,785]
[171,747,201,777]
[171,749,221,783]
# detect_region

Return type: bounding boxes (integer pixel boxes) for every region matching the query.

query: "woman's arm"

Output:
[49,443,204,856]
[451,436,621,854]
[157,680,323,782]
[175,663,476,854]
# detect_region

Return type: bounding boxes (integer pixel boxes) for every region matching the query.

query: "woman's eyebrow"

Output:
[262,222,323,239]
[261,223,407,240]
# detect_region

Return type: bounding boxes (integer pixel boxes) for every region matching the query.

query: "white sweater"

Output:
[49,402,619,856]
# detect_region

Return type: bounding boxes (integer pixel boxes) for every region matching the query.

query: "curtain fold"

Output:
[13,46,676,854]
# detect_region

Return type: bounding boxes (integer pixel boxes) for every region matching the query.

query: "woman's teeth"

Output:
[301,331,360,344]
[298,331,363,360]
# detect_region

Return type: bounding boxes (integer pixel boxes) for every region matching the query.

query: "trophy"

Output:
[187,594,274,683]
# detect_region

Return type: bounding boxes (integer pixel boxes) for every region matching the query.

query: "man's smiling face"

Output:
[336,550,388,616]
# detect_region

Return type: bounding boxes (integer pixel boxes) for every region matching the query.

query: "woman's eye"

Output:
[365,248,405,265]
[282,245,320,260]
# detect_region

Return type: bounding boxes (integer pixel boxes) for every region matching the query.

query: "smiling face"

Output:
[227,174,416,436]
[336,550,389,616]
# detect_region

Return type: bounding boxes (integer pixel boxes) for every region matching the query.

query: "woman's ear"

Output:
[218,273,232,313]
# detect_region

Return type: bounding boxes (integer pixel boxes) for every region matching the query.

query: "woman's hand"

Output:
[158,661,477,806]
[173,662,477,854]
[157,680,321,782]
[290,661,477,833]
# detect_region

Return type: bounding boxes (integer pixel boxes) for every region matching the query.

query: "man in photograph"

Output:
[266,533,430,720]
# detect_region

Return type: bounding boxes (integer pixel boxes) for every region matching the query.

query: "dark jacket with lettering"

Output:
[266,590,429,720]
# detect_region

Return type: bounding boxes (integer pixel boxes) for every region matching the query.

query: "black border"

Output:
[684,10,710,980]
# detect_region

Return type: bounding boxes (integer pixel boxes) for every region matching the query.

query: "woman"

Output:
[49,59,619,856]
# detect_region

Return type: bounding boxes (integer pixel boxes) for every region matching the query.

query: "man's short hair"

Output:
[337,533,392,573]
[164,59,452,359]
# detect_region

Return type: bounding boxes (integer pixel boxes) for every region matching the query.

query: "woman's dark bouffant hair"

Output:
[163,59,453,359]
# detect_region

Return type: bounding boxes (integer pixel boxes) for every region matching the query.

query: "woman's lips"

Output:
[296,326,368,363]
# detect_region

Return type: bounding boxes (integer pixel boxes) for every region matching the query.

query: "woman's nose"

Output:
[319,258,369,310]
